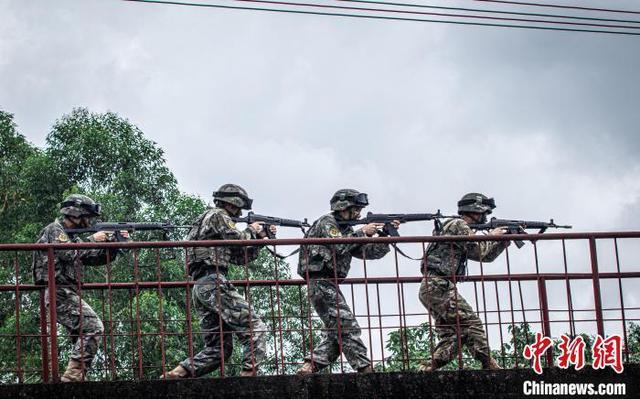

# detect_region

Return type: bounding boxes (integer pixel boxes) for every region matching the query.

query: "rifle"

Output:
[65,222,191,242]
[468,218,572,248]
[337,211,456,237]
[232,212,310,239]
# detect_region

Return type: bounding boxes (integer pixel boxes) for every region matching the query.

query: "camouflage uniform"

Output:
[179,207,268,376]
[419,218,508,367]
[298,213,390,371]
[33,218,120,368]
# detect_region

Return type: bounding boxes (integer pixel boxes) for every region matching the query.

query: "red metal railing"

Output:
[0,232,638,383]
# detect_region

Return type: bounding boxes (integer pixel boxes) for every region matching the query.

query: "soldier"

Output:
[297,189,399,374]
[164,184,273,378]
[418,193,509,372]
[32,194,129,382]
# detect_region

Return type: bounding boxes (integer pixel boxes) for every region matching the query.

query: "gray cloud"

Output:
[2,0,639,227]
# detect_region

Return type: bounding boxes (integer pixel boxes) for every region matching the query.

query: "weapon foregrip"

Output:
[383,223,400,237]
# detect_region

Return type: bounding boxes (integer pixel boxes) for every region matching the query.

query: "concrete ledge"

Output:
[3,364,638,398]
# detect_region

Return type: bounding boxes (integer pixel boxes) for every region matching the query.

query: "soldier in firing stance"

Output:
[297,189,399,374]
[418,193,509,372]
[33,194,129,382]
[164,184,275,378]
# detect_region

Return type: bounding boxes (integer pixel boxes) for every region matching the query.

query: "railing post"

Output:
[46,247,59,381]
[537,277,553,367]
[588,237,605,337]
[39,290,50,382]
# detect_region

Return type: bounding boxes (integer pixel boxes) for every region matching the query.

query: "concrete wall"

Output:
[2,365,637,398]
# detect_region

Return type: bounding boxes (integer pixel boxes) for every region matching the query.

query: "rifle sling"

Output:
[390,243,424,261]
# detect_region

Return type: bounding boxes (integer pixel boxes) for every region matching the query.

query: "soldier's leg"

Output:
[177,278,234,378]
[301,279,340,371]
[55,289,104,362]
[454,295,493,368]
[418,278,460,369]
[51,288,104,381]
[216,281,267,375]
[309,280,370,371]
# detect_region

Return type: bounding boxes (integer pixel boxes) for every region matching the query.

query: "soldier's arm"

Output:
[319,217,367,257]
[452,221,508,263]
[351,242,390,260]
[212,213,257,240]
[78,234,122,266]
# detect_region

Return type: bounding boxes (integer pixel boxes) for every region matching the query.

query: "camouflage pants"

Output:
[45,287,104,368]
[180,274,267,376]
[418,277,490,366]
[306,279,370,371]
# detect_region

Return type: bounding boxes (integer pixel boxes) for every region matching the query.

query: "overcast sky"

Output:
[2,0,639,347]
[2,0,639,232]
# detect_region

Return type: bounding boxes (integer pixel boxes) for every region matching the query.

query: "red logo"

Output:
[592,335,623,374]
[557,334,586,370]
[522,333,624,374]
[523,332,553,374]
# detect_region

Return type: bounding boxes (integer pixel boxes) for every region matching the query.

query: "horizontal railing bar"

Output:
[2,271,639,292]
[1,231,639,251]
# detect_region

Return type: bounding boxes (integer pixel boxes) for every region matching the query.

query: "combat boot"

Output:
[161,364,189,379]
[239,368,257,377]
[296,361,317,376]
[60,359,84,382]
[482,358,502,370]
[357,365,374,373]
[417,359,445,372]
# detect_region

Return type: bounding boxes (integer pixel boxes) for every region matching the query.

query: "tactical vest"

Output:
[32,221,82,287]
[297,214,355,279]
[186,208,254,279]
[422,218,468,279]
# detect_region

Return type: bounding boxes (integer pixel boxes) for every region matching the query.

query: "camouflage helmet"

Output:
[457,193,496,215]
[330,189,369,211]
[60,194,102,218]
[213,184,253,210]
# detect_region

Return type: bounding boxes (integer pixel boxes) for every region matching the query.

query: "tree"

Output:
[1,107,323,382]
[0,110,66,244]
[46,107,178,220]
[0,107,201,383]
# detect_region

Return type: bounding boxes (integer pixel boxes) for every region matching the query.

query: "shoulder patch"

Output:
[329,227,342,237]
[219,213,236,229]
[448,218,472,235]
[57,232,69,242]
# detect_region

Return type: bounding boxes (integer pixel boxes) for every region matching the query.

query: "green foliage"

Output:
[1,106,320,381]
[380,323,432,371]
[46,108,178,219]
[0,106,202,382]
[627,322,640,363]
[0,110,66,244]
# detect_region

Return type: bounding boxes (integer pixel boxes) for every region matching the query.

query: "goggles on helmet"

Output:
[457,196,496,210]
[212,191,254,209]
[61,200,102,216]
[333,192,369,207]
